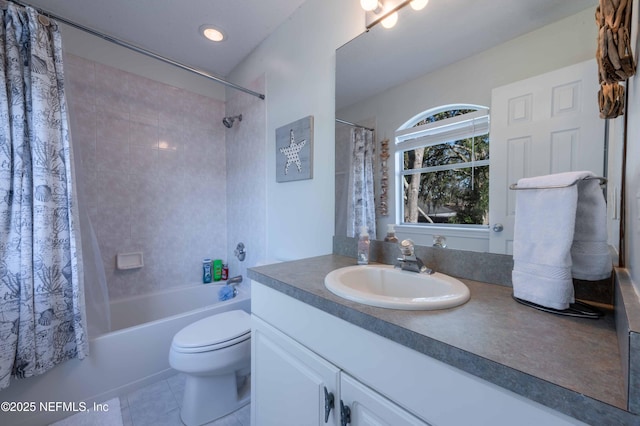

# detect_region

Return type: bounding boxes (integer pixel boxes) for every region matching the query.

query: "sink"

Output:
[324,265,470,310]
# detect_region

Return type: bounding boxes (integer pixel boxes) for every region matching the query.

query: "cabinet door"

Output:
[252,315,341,426]
[340,373,429,426]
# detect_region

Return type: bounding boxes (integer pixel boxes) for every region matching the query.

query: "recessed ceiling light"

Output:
[200,25,225,42]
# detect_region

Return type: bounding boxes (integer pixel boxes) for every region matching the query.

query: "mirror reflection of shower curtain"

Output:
[347,127,377,239]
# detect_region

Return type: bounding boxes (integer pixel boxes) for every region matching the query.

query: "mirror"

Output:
[335,0,622,254]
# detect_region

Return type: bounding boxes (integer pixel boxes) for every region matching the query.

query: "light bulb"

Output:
[381,11,398,28]
[360,0,379,11]
[201,26,225,42]
[410,0,429,11]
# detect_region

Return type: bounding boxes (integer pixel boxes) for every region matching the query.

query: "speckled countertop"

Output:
[248,254,639,425]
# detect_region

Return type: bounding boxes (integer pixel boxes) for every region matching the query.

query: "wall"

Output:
[228,0,363,262]
[337,7,600,248]
[64,51,228,301]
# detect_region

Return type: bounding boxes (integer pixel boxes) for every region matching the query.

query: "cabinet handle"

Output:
[340,400,351,426]
[324,387,335,423]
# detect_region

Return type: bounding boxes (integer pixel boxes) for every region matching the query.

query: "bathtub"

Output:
[0,283,250,426]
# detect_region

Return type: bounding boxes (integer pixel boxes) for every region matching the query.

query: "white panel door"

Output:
[251,315,341,426]
[489,59,604,254]
[340,373,429,426]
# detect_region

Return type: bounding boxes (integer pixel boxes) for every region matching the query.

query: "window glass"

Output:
[398,107,489,226]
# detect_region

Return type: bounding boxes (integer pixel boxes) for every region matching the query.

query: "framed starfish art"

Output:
[276,116,314,182]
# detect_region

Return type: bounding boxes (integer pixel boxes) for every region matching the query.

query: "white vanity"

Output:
[248,254,636,425]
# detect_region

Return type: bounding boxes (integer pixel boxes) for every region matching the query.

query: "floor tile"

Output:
[118,374,250,426]
[120,405,133,426]
[166,372,186,407]
[125,380,179,425]
[205,411,242,426]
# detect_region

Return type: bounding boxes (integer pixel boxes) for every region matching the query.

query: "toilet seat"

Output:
[171,310,250,354]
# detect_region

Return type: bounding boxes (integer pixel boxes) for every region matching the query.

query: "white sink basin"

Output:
[324,265,470,310]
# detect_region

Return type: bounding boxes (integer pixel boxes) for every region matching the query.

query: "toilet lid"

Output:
[171,310,250,352]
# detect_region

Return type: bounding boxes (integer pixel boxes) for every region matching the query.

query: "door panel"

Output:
[489,59,604,254]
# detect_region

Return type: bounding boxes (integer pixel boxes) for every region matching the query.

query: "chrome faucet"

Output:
[395,239,433,274]
[227,275,243,286]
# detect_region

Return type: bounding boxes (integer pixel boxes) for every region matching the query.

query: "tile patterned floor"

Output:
[119,372,250,426]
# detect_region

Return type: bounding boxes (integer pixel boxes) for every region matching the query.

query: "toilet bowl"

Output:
[169,309,251,426]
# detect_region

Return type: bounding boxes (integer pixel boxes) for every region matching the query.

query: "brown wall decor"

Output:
[379,139,390,217]
[596,0,636,118]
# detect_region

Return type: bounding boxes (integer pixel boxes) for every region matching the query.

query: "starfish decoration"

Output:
[279,129,306,175]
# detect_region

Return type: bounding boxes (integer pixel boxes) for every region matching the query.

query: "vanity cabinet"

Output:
[252,315,341,425]
[252,315,427,425]
[340,372,428,425]
[250,280,587,426]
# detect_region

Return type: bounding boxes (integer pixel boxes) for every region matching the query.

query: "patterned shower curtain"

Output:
[0,2,87,390]
[347,127,376,239]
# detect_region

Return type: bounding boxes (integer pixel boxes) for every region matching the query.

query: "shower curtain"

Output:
[347,127,376,239]
[0,2,88,390]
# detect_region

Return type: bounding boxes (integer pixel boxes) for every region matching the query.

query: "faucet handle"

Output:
[399,239,414,257]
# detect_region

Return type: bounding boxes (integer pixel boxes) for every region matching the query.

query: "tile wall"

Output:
[64,53,228,301]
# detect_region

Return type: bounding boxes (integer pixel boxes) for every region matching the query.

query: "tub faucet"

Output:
[395,239,433,274]
[227,275,243,286]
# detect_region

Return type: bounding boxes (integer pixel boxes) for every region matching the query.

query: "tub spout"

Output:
[227,275,243,286]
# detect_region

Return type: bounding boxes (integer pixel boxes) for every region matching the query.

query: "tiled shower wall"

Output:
[64,53,228,301]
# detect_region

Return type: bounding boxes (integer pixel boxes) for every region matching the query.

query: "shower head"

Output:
[222,114,242,128]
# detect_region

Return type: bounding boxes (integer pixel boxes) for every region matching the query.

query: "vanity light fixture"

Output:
[360,0,381,12]
[200,25,225,42]
[410,0,429,11]
[381,11,399,28]
[363,0,428,31]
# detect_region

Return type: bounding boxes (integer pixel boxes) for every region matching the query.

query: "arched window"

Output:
[396,105,490,226]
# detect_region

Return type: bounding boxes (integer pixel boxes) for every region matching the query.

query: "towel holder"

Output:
[513,296,604,319]
[509,176,607,191]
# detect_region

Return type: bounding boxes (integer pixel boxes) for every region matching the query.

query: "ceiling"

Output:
[20,0,597,98]
[336,0,598,110]
[22,0,307,78]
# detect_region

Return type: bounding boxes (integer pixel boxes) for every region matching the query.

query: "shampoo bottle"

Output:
[213,259,223,281]
[202,258,212,283]
[357,226,370,265]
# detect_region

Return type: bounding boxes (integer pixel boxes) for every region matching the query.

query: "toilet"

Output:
[169,310,251,426]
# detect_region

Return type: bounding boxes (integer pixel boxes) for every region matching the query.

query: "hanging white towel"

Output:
[512,171,611,310]
[571,177,611,280]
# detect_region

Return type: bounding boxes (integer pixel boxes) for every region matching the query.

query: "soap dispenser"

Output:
[357,226,370,265]
[383,224,398,243]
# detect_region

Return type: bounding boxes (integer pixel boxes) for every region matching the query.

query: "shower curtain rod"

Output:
[8,0,266,100]
[335,118,375,132]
